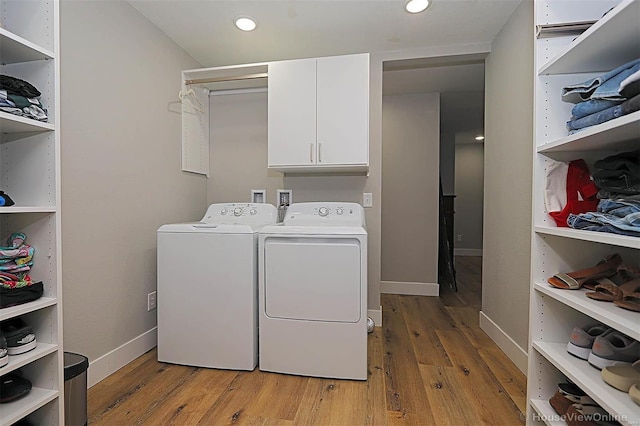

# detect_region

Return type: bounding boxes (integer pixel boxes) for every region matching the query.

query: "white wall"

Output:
[60,0,204,379]
[381,93,440,286]
[454,143,484,253]
[207,91,283,205]
[481,0,533,373]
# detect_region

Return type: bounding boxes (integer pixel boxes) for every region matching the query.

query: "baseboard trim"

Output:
[454,248,483,256]
[381,281,439,296]
[368,306,383,327]
[88,327,157,388]
[479,311,528,375]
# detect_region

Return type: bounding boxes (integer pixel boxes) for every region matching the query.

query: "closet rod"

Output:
[185,73,268,85]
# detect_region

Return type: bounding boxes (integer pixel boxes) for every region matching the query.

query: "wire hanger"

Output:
[178,88,204,113]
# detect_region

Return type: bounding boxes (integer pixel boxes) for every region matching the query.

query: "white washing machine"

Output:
[157,202,277,370]
[258,202,368,380]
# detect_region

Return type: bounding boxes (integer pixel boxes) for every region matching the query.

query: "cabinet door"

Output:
[268,58,317,167]
[316,54,369,166]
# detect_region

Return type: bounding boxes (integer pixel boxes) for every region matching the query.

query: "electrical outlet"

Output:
[363,193,373,208]
[147,291,157,311]
[457,234,463,242]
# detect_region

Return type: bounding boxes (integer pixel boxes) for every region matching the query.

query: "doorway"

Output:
[381,58,485,296]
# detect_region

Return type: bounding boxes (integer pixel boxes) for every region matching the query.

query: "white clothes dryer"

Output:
[157,203,277,370]
[258,202,368,380]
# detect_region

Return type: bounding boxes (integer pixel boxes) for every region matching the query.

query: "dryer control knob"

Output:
[318,207,329,217]
[336,208,344,215]
[250,208,257,215]
[221,209,227,215]
[233,207,243,216]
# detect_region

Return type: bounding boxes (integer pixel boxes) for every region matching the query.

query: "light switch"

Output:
[363,193,373,208]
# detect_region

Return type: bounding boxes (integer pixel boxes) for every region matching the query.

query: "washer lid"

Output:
[158,202,278,233]
[158,223,257,234]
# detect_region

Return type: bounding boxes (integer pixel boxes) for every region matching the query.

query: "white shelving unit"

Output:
[0,1,63,425]
[527,1,640,425]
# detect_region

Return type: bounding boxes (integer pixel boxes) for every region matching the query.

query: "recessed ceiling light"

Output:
[405,0,430,13]
[234,16,257,31]
[475,135,485,141]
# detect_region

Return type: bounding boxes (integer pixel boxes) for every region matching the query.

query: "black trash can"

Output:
[63,352,89,426]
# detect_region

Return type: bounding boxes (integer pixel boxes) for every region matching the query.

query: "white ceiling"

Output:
[128,0,520,67]
[129,0,520,140]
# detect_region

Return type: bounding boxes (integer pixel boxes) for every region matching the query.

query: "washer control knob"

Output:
[221,209,227,215]
[250,208,257,215]
[336,207,344,215]
[233,207,243,217]
[318,207,329,217]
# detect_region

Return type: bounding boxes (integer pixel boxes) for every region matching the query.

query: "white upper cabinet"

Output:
[316,54,369,167]
[268,54,370,173]
[268,58,317,168]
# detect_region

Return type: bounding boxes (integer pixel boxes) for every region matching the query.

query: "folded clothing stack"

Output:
[0,75,47,122]
[562,58,640,134]
[0,233,42,309]
[567,150,640,237]
[544,158,599,227]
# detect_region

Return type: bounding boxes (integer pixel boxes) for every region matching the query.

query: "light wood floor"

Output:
[88,257,526,425]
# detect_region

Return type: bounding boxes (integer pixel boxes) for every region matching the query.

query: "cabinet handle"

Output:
[318,143,322,163]
[310,143,314,163]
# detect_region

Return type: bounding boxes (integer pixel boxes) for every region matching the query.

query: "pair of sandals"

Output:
[548,254,640,312]
[548,382,618,426]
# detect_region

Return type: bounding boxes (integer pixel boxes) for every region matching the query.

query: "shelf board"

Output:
[0,343,57,376]
[535,282,640,341]
[0,111,54,134]
[529,399,566,426]
[0,387,58,426]
[538,0,640,75]
[0,206,56,214]
[535,226,640,249]
[184,62,268,92]
[537,111,640,153]
[533,341,640,426]
[0,297,57,321]
[0,28,54,65]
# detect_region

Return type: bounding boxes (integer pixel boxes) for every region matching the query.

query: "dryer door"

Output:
[263,236,362,323]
